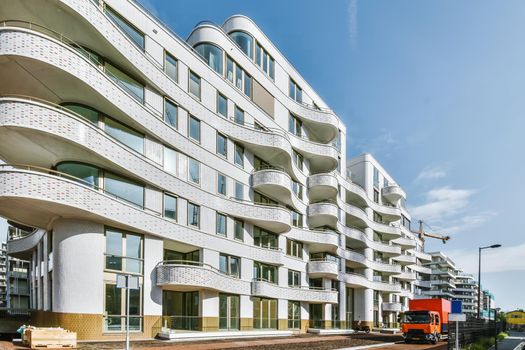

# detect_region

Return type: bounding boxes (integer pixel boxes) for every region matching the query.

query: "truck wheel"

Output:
[430,333,437,344]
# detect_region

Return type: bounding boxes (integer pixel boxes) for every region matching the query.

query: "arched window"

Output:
[229,31,253,59]
[194,43,224,75]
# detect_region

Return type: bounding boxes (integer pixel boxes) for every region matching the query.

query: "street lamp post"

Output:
[477,244,501,319]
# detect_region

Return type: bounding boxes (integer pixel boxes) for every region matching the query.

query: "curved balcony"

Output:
[287,227,340,252]
[414,280,432,289]
[42,2,340,174]
[308,173,338,203]
[392,236,417,249]
[382,302,403,313]
[382,185,406,204]
[251,280,338,303]
[307,259,339,278]
[156,262,251,295]
[394,271,417,281]
[307,202,339,229]
[340,273,402,293]
[392,254,417,265]
[340,200,402,239]
[338,249,401,275]
[339,225,401,257]
[251,169,305,212]
[408,264,431,275]
[0,167,289,266]
[6,228,45,260]
[413,250,432,262]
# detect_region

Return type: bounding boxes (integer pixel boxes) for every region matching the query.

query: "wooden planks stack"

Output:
[24,327,77,349]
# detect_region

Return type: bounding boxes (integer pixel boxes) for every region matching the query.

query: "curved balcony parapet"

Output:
[251,280,338,303]
[251,169,305,212]
[412,250,432,262]
[0,168,290,266]
[6,228,45,260]
[338,249,400,274]
[339,225,402,256]
[0,97,291,233]
[156,262,251,295]
[382,185,406,203]
[307,173,338,203]
[287,227,340,250]
[307,202,339,229]
[414,280,432,289]
[382,302,403,313]
[392,254,417,265]
[340,273,402,293]
[392,237,417,249]
[394,271,417,281]
[307,259,339,278]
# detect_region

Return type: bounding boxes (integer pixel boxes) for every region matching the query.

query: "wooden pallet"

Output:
[25,328,77,349]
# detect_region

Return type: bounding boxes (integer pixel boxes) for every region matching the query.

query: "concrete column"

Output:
[354,288,373,328]
[200,290,219,331]
[143,235,163,317]
[338,281,347,328]
[377,292,383,326]
[278,299,288,329]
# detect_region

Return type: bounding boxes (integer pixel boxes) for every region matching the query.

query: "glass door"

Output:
[219,294,240,330]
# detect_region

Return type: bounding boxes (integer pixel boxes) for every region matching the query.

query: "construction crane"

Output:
[411,220,450,248]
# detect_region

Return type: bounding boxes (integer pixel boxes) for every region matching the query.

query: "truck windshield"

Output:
[403,312,431,324]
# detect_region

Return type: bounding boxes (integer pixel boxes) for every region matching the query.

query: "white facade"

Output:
[0,0,430,340]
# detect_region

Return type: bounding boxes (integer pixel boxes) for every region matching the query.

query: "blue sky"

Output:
[135,0,524,310]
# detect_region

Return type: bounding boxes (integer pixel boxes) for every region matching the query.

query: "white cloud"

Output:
[354,130,400,158]
[410,186,476,221]
[447,244,525,274]
[347,0,358,49]
[415,166,447,182]
[439,211,498,234]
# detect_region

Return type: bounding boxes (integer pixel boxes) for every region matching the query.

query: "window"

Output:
[230,31,253,58]
[288,113,302,137]
[217,93,228,118]
[194,43,223,74]
[253,261,277,284]
[288,270,301,287]
[226,56,234,83]
[164,147,177,174]
[235,182,244,200]
[373,167,379,188]
[293,150,304,171]
[234,143,244,167]
[286,239,303,258]
[373,189,379,204]
[188,202,200,227]
[373,211,383,223]
[188,158,200,184]
[104,6,144,50]
[254,156,270,171]
[235,65,243,90]
[289,79,302,103]
[105,117,144,154]
[189,71,201,99]
[189,115,200,142]
[332,130,342,151]
[62,103,99,124]
[253,226,278,249]
[219,254,240,277]
[105,62,144,103]
[234,219,244,241]
[216,133,227,157]
[288,301,300,329]
[255,42,275,80]
[219,293,240,330]
[253,297,277,329]
[217,173,227,196]
[384,178,389,187]
[291,211,303,228]
[254,191,277,206]
[164,193,177,220]
[244,73,252,97]
[164,99,178,128]
[216,213,227,236]
[234,106,245,125]
[105,283,142,331]
[104,172,144,208]
[164,51,178,82]
[292,181,303,200]
[56,162,99,188]
[105,228,143,274]
[337,156,341,174]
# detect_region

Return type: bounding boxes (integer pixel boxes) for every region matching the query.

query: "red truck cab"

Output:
[401,298,451,344]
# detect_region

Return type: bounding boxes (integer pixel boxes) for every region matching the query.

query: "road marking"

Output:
[336,344,398,350]
[514,342,525,350]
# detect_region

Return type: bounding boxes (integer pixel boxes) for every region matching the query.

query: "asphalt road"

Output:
[492,331,525,350]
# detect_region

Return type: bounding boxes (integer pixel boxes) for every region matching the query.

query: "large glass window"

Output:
[234,143,244,167]
[244,73,252,97]
[164,99,178,129]
[105,62,144,103]
[217,93,228,118]
[226,56,234,83]
[162,290,199,330]
[195,43,224,75]
[189,115,201,142]
[291,211,303,228]
[164,147,177,174]
[289,79,302,103]
[216,133,227,157]
[234,219,244,241]
[288,270,301,287]
[229,31,253,58]
[289,113,302,137]
[56,162,99,188]
[105,228,143,274]
[253,262,277,284]
[164,51,178,82]
[219,294,240,330]
[164,193,177,220]
[189,71,201,99]
[219,254,240,278]
[235,182,243,200]
[255,42,275,80]
[217,173,227,196]
[105,117,144,154]
[286,239,303,258]
[62,103,99,124]
[292,181,303,200]
[373,167,379,188]
[288,301,301,329]
[234,106,244,125]
[235,65,243,90]
[188,158,200,184]
[254,191,277,206]
[253,297,277,329]
[293,150,304,171]
[104,172,144,207]
[253,226,278,249]
[188,202,200,228]
[104,6,145,50]
[216,213,227,236]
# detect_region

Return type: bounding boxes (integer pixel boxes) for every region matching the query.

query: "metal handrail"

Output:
[157,260,241,279]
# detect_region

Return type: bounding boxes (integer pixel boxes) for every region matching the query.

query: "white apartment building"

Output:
[452,271,478,318]
[0,242,6,308]
[0,0,428,340]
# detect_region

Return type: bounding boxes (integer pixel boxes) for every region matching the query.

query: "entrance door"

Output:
[253,297,277,329]
[219,294,240,330]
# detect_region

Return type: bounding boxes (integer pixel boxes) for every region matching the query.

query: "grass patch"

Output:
[463,333,508,350]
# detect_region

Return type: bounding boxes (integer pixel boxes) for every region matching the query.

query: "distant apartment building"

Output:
[0,0,432,341]
[452,271,478,318]
[1,239,31,311]
[0,242,7,308]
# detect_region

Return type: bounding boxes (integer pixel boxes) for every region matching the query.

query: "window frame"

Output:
[216,212,227,236]
[188,157,200,185]
[188,70,201,100]
[187,202,200,228]
[188,115,201,143]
